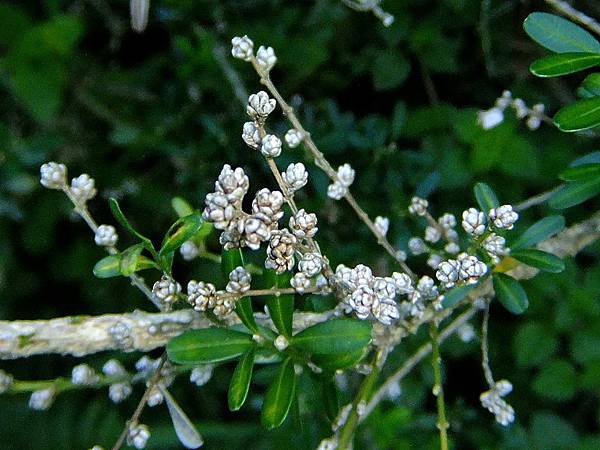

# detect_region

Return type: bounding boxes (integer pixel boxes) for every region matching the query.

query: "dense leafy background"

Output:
[1,1,599,449]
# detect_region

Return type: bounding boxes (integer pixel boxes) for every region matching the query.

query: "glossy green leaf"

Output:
[291,319,372,355]
[510,249,565,273]
[261,358,297,429]
[109,198,155,251]
[167,328,254,364]
[228,348,255,411]
[222,249,259,334]
[159,212,203,257]
[493,273,529,314]
[510,215,565,250]
[578,73,600,97]
[549,177,600,208]
[530,53,600,77]
[93,255,121,278]
[442,284,476,308]
[159,386,204,449]
[559,163,600,181]
[474,182,499,213]
[312,347,369,371]
[171,196,194,218]
[265,270,294,338]
[119,244,144,276]
[554,96,600,132]
[523,12,600,54]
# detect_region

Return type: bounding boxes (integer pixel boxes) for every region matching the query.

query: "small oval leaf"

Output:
[93,255,121,278]
[530,53,600,77]
[160,213,203,257]
[523,12,600,53]
[265,270,294,338]
[474,182,500,213]
[228,348,256,411]
[261,357,297,429]
[549,178,600,209]
[167,328,254,364]
[291,319,372,355]
[511,249,565,273]
[554,96,600,132]
[493,273,529,314]
[159,386,204,449]
[171,196,194,218]
[510,215,565,250]
[120,244,144,276]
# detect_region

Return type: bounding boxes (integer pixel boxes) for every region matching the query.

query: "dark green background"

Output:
[1,1,599,448]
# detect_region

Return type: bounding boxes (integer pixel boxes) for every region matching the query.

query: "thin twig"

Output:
[545,0,600,36]
[480,302,495,387]
[514,186,562,212]
[430,321,449,450]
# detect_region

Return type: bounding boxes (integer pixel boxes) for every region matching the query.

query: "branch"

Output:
[545,0,600,37]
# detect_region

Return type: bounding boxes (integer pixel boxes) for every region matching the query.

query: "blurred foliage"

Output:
[0,0,600,449]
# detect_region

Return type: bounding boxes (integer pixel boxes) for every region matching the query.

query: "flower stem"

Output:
[430,321,449,450]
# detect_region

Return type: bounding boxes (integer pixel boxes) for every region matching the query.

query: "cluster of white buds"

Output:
[408,196,429,216]
[489,205,518,230]
[424,226,441,244]
[374,216,389,237]
[483,233,508,262]
[71,364,100,385]
[29,387,56,410]
[256,45,277,72]
[282,163,308,192]
[408,237,427,255]
[265,229,297,273]
[242,121,261,149]
[180,240,200,261]
[247,91,276,119]
[40,162,67,189]
[462,208,486,236]
[438,213,457,229]
[289,209,318,240]
[427,254,442,269]
[231,35,254,61]
[327,164,355,200]
[103,359,132,403]
[436,253,488,288]
[0,370,14,393]
[478,90,545,131]
[187,281,235,317]
[94,224,118,247]
[226,266,252,294]
[147,384,164,407]
[127,423,151,449]
[261,134,282,158]
[152,275,182,305]
[335,264,401,325]
[190,365,214,387]
[480,380,515,426]
[290,271,312,293]
[70,174,97,204]
[298,252,323,277]
[284,129,304,148]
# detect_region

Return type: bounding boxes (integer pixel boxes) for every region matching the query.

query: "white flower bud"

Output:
[40,162,67,189]
[408,196,428,216]
[127,423,151,449]
[261,134,282,158]
[462,208,486,236]
[146,385,164,407]
[480,380,515,426]
[436,259,460,288]
[72,364,100,385]
[103,359,127,377]
[247,91,276,118]
[477,107,504,130]
[512,98,528,119]
[408,237,427,255]
[190,365,214,387]
[372,298,400,325]
[215,164,249,204]
[284,129,304,148]
[0,370,14,394]
[424,226,441,243]
[336,164,355,187]
[256,45,277,72]
[458,253,487,284]
[444,242,460,254]
[231,35,254,61]
[70,174,97,203]
[109,382,132,403]
[187,280,216,312]
[348,285,376,319]
[180,240,199,261]
[391,272,413,294]
[457,323,476,342]
[274,335,289,351]
[427,253,442,269]
[438,213,456,229]
[488,204,518,230]
[374,216,389,237]
[298,252,323,277]
[291,272,311,293]
[327,181,347,200]
[265,229,296,273]
[242,121,261,148]
[95,224,118,247]
[483,233,507,258]
[282,162,308,192]
[29,387,56,410]
[152,275,182,304]
[226,266,251,294]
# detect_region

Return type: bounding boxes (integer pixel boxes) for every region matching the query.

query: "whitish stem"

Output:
[481,302,495,387]
[430,321,449,450]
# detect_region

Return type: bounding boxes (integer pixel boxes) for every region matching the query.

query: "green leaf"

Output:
[372,51,410,91]
[120,244,144,276]
[493,273,529,314]
[228,348,256,411]
[265,270,294,338]
[320,379,339,423]
[510,249,565,273]
[442,284,475,308]
[312,347,369,371]
[222,249,259,334]
[291,319,372,355]
[510,215,565,250]
[532,360,577,401]
[513,322,558,367]
[160,386,204,449]
[559,163,600,181]
[570,151,600,166]
[523,12,600,54]
[530,53,600,77]
[93,255,121,278]
[167,328,254,364]
[109,198,155,251]
[261,358,297,429]
[159,212,203,257]
[554,96,600,132]
[473,182,499,212]
[578,73,600,97]
[549,177,600,208]
[171,197,194,218]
